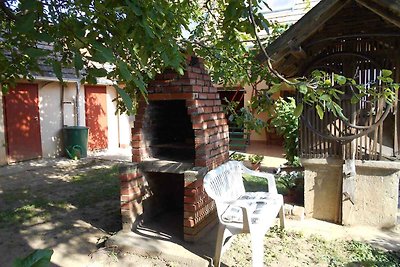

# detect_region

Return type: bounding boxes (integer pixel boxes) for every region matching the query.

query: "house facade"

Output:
[0,77,131,165]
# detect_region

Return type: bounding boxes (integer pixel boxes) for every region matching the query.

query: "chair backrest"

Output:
[204,161,246,204]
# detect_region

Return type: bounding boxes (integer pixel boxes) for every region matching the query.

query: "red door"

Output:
[4,83,42,162]
[85,85,108,150]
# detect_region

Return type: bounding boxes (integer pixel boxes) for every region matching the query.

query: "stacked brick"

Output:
[119,163,147,231]
[131,56,230,170]
[128,56,230,241]
[183,171,218,241]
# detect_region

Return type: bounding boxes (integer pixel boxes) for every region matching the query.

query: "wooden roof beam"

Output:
[264,0,351,63]
[356,0,400,28]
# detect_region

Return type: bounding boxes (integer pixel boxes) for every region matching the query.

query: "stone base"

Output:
[302,158,400,227]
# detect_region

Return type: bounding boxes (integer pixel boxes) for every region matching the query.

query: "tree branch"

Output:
[247,0,296,85]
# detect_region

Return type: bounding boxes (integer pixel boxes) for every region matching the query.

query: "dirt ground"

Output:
[0,158,399,267]
[0,158,121,266]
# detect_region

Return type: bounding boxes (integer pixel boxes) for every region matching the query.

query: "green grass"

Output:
[243,174,288,194]
[0,199,71,227]
[224,227,400,267]
[68,165,119,207]
[0,164,119,227]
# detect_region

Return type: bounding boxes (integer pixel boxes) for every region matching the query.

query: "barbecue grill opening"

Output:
[143,100,195,162]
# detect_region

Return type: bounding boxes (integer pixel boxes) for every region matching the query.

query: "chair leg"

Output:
[279,204,285,230]
[250,233,264,267]
[214,223,228,267]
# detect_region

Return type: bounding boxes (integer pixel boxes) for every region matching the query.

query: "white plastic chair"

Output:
[204,161,285,267]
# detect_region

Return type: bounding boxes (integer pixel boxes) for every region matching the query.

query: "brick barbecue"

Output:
[119,56,230,242]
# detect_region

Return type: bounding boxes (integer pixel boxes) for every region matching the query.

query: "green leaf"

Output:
[133,78,147,96]
[177,67,184,76]
[74,53,84,75]
[25,48,49,58]
[319,94,330,101]
[351,95,359,104]
[89,68,108,77]
[311,70,322,78]
[12,249,53,267]
[267,83,281,94]
[20,1,38,11]
[114,85,134,114]
[125,0,142,16]
[298,84,307,94]
[52,61,63,82]
[36,33,53,43]
[15,12,36,33]
[315,105,324,120]
[117,61,132,81]
[335,75,346,85]
[92,42,114,62]
[293,103,303,118]
[2,83,10,94]
[382,69,392,77]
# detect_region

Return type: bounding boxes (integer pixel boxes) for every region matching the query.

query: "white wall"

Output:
[0,91,7,165]
[38,81,63,158]
[262,0,320,25]
[62,83,79,127]
[119,112,131,148]
[106,85,132,149]
[106,86,119,149]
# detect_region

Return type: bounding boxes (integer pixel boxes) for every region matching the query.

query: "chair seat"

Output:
[221,192,283,224]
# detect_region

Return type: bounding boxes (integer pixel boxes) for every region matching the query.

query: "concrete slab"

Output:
[106,231,209,267]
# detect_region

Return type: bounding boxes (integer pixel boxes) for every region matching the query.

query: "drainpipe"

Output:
[75,81,81,126]
[61,83,65,126]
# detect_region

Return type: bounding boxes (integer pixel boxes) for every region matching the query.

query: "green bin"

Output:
[63,126,89,159]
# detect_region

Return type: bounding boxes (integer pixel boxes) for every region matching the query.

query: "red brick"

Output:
[184,179,204,188]
[184,218,195,227]
[172,78,196,86]
[196,79,205,86]
[204,107,213,113]
[192,122,207,130]
[119,172,141,182]
[209,93,219,100]
[132,155,141,162]
[164,85,182,93]
[192,67,202,74]
[121,194,135,203]
[162,73,179,80]
[184,204,197,212]
[202,74,210,80]
[195,159,207,167]
[213,106,223,112]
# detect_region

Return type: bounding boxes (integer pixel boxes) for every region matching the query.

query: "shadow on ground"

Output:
[0,158,121,266]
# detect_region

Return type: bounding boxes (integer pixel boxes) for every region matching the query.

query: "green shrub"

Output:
[230,153,246,161]
[270,97,300,166]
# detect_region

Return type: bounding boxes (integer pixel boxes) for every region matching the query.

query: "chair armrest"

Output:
[226,199,254,231]
[240,163,278,194]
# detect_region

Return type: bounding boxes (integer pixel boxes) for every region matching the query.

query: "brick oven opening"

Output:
[143,100,195,163]
[141,172,184,238]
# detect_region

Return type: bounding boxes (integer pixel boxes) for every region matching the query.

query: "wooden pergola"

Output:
[265,0,400,161]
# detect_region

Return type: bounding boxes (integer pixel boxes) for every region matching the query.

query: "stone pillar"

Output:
[302,158,343,224]
[341,161,400,227]
[302,158,400,227]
